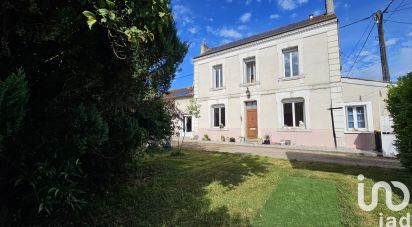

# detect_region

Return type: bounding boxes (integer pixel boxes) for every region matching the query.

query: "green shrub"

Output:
[0,0,186,224]
[170,150,184,156]
[386,72,412,171]
[0,68,28,148]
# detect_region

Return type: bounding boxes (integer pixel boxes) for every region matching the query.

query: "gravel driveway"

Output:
[178,141,402,169]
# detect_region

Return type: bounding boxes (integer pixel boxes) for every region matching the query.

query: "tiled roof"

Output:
[167,86,194,98]
[194,14,337,59]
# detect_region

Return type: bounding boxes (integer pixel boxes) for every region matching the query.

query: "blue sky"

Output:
[170,0,412,89]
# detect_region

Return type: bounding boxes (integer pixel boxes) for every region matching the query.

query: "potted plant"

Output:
[202,134,210,141]
[239,136,246,143]
[229,137,236,142]
[263,134,271,145]
[257,137,263,144]
[221,135,225,142]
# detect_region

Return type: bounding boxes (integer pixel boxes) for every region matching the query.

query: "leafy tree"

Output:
[386,72,412,171]
[0,68,29,148]
[0,0,187,224]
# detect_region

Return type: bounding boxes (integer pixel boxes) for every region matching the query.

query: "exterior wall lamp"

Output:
[246,87,251,99]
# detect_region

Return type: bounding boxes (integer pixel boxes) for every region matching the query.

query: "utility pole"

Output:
[375,10,390,82]
[374,0,394,82]
[328,105,343,149]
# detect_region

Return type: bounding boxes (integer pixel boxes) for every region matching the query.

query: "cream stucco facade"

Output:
[173,14,391,151]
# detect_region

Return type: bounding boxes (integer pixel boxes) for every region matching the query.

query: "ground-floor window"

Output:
[282,98,305,127]
[212,104,225,128]
[183,115,192,132]
[346,105,366,129]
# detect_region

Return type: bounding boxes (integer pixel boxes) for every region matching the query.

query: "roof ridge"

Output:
[194,13,337,59]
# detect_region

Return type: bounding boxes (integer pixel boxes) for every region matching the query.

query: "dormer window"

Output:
[244,58,256,84]
[283,48,299,77]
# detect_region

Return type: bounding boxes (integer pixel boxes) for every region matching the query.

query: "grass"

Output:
[253,176,341,226]
[81,149,412,226]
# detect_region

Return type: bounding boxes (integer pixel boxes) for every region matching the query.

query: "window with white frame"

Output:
[282,98,305,127]
[213,65,223,88]
[212,104,225,128]
[183,115,192,132]
[244,58,256,83]
[346,105,367,130]
[283,48,299,77]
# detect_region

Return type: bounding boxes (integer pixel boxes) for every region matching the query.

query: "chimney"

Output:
[200,41,209,54]
[325,0,335,15]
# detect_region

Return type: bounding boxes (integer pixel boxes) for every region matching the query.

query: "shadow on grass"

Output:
[80,149,269,226]
[286,152,412,202]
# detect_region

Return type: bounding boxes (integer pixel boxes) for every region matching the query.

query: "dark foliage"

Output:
[386,72,412,171]
[0,0,187,224]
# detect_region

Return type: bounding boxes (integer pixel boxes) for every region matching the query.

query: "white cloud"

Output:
[226,0,233,2]
[407,32,412,37]
[240,12,252,23]
[237,25,248,31]
[277,0,296,10]
[290,13,297,18]
[269,14,280,19]
[312,9,322,16]
[173,5,194,26]
[386,38,399,46]
[343,3,350,9]
[221,39,233,44]
[393,47,412,77]
[206,26,243,39]
[219,28,243,39]
[206,26,214,33]
[188,27,199,34]
[277,0,308,10]
[334,1,341,9]
[245,0,253,5]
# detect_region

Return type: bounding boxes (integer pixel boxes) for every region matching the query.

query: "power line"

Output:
[173,73,193,80]
[382,0,396,13]
[384,19,412,24]
[346,23,376,77]
[386,0,407,19]
[342,18,374,66]
[339,15,373,29]
[387,6,412,13]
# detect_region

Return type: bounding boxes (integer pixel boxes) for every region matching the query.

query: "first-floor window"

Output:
[283,99,305,127]
[346,106,366,129]
[283,47,299,77]
[213,65,223,88]
[212,105,225,128]
[244,58,256,84]
[183,115,192,132]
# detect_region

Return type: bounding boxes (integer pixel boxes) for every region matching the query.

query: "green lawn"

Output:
[253,176,341,226]
[82,149,412,226]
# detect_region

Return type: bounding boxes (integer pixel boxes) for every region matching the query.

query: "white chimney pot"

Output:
[325,0,335,15]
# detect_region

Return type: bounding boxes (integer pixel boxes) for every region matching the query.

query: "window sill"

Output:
[208,128,229,131]
[344,130,374,134]
[240,81,260,87]
[278,74,304,81]
[277,128,311,132]
[210,87,225,91]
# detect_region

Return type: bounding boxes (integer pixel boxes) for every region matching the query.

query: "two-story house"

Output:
[172,0,391,151]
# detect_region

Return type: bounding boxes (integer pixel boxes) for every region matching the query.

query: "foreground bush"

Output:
[0,0,186,224]
[386,72,412,171]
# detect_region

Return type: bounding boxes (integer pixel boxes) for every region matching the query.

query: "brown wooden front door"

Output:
[246,102,258,139]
